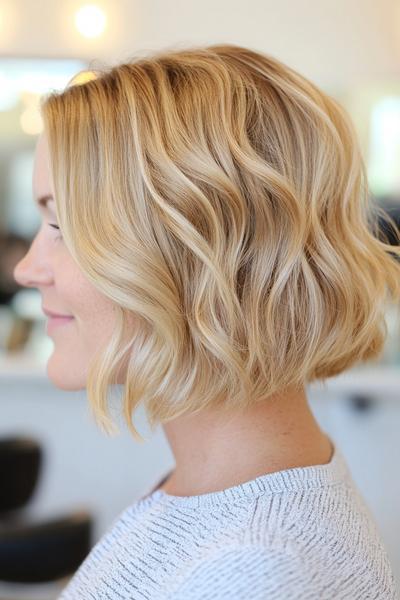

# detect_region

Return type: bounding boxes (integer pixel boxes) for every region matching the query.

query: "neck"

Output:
[160,385,333,496]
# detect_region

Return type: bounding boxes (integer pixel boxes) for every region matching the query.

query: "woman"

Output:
[14,44,400,599]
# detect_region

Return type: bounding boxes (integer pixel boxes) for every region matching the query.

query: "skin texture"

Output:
[14,132,333,498]
[158,391,333,496]
[13,133,120,390]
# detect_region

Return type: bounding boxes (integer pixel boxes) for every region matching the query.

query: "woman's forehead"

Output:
[32,133,54,199]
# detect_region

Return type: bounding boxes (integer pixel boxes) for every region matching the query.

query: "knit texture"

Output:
[58,439,399,599]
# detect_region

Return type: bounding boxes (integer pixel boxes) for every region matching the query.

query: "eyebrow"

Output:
[36,194,55,208]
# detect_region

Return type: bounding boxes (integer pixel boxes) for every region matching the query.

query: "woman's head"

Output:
[14,43,400,442]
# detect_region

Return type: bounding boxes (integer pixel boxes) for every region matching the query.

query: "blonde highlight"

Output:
[40,44,400,442]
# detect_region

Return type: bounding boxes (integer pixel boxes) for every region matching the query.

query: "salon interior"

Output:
[0,0,399,597]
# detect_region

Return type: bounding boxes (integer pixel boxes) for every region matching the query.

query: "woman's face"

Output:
[13,132,124,390]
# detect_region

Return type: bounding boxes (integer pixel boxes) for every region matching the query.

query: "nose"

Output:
[13,236,53,289]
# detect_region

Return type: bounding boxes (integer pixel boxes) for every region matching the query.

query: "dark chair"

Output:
[0,436,93,583]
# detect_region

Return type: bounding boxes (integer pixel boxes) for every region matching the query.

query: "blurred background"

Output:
[0,0,399,597]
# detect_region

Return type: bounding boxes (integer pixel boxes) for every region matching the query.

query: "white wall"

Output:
[1,0,400,92]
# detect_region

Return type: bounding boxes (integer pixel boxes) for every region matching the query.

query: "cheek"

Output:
[45,320,88,390]
[57,267,115,328]
[83,302,117,352]
[46,277,118,389]
[45,310,117,390]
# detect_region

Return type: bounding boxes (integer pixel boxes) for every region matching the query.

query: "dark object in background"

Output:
[0,512,92,583]
[0,231,31,306]
[376,199,400,258]
[0,437,42,514]
[0,435,93,583]
[348,394,376,413]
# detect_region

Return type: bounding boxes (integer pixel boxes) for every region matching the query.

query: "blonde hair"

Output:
[40,44,400,442]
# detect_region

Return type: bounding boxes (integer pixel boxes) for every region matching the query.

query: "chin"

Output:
[46,360,87,391]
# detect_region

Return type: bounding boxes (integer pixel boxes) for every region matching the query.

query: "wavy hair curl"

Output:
[40,44,400,442]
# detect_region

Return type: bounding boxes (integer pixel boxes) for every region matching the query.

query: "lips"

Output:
[45,313,74,334]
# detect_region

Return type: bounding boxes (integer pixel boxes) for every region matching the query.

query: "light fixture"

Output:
[20,107,43,136]
[74,4,107,39]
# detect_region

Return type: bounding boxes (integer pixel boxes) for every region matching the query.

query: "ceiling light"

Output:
[74,4,106,39]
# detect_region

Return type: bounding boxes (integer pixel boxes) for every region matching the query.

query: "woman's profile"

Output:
[13,43,400,599]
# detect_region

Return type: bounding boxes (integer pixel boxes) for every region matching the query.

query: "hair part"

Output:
[40,43,400,442]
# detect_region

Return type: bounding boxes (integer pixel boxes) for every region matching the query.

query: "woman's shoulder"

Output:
[168,538,398,599]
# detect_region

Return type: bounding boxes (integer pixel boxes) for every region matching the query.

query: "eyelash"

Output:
[48,223,63,241]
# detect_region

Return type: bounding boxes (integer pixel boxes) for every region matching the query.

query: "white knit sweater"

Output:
[58,439,399,599]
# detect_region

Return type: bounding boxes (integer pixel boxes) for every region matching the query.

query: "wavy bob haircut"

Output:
[40,44,400,442]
